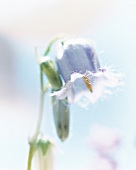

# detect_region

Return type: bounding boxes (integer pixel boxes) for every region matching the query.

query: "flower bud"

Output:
[51,96,70,141]
[35,137,54,170]
[40,56,62,91]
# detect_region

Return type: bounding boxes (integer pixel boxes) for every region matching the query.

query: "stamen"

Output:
[83,75,93,92]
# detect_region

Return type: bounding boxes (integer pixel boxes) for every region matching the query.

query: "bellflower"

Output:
[51,39,121,105]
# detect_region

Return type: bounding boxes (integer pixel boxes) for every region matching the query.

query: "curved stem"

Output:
[29,70,50,144]
[27,91,44,170]
[27,71,51,170]
[40,65,44,91]
[27,68,44,170]
[30,91,44,143]
[27,54,51,170]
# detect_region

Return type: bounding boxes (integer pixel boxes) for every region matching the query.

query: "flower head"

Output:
[50,39,122,106]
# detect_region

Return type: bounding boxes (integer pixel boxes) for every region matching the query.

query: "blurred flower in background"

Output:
[89,125,121,154]
[90,156,116,170]
[89,125,121,170]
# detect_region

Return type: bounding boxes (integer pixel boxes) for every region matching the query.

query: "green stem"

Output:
[29,68,50,144]
[40,65,44,91]
[27,64,51,170]
[27,48,52,170]
[27,144,35,170]
[27,91,44,170]
[27,69,45,170]
[33,92,44,141]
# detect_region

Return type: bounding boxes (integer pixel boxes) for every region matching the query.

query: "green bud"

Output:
[52,96,70,141]
[40,57,62,91]
[35,137,54,170]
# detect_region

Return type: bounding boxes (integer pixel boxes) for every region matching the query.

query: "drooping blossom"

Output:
[51,39,122,106]
[39,37,122,141]
[89,125,121,154]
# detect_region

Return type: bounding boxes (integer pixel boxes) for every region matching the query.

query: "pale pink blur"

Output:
[90,125,121,154]
[90,156,116,170]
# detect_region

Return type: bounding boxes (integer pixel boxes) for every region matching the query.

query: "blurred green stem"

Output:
[40,65,44,91]
[27,91,44,170]
[27,67,50,170]
[27,144,35,170]
[33,91,44,142]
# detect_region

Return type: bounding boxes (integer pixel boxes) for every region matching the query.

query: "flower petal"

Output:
[57,40,100,82]
[50,81,72,100]
[50,72,84,101]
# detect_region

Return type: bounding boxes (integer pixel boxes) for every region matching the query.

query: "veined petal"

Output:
[56,39,100,82]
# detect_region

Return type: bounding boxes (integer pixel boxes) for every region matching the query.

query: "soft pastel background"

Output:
[0,0,136,170]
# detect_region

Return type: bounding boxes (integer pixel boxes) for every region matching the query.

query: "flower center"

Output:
[83,75,93,92]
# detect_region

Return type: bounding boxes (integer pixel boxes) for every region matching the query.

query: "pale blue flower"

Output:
[51,39,121,106]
